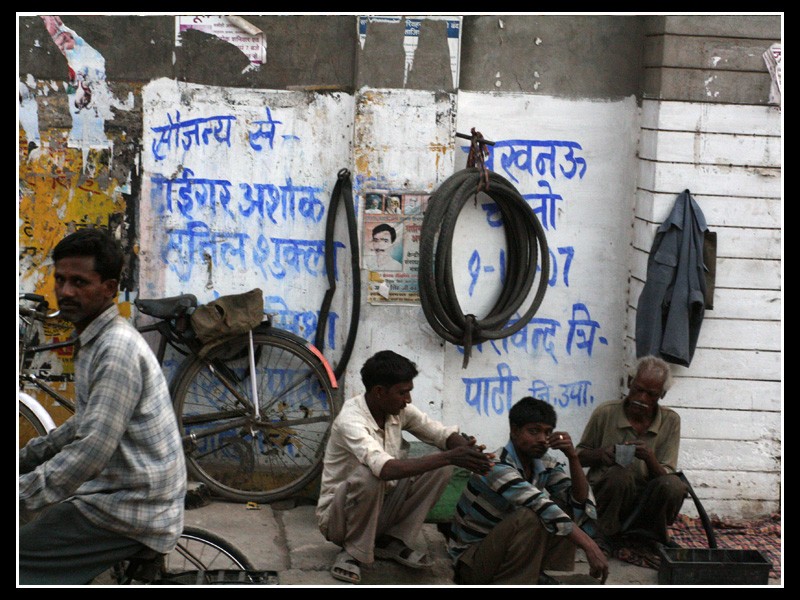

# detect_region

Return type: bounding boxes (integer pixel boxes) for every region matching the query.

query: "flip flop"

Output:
[374,536,432,569]
[331,550,361,584]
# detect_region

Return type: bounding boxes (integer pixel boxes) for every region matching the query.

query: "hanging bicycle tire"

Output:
[418,167,550,366]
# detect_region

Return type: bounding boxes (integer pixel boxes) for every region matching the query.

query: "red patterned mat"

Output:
[612,512,782,580]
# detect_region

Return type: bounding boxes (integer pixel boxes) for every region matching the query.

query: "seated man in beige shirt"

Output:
[316,350,493,584]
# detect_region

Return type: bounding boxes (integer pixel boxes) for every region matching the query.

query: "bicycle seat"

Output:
[135,294,198,320]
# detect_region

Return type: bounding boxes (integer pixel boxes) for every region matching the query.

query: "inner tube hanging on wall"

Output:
[418,167,550,368]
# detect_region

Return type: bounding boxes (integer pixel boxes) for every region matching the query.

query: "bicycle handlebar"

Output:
[20,305,61,321]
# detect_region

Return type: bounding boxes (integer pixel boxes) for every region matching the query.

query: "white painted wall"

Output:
[134,80,781,518]
[345,90,641,452]
[138,78,356,377]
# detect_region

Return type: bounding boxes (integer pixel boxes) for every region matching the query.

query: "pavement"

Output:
[181,494,664,587]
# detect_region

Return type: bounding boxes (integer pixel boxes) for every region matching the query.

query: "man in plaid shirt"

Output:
[19,229,186,585]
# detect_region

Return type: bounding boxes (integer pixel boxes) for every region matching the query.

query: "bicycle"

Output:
[18,294,75,448]
[18,291,340,504]
[104,525,277,585]
[18,510,275,585]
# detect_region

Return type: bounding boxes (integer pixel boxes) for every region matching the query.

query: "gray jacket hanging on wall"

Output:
[635,189,715,367]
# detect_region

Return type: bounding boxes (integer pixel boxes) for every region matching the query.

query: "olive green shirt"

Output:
[577,399,682,487]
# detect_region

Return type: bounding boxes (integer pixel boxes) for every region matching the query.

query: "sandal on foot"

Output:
[374,536,432,569]
[331,551,361,584]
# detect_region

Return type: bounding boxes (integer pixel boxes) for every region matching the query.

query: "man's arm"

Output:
[19,336,143,511]
[378,433,493,481]
[568,521,609,583]
[576,407,615,469]
[634,408,682,478]
[548,431,589,503]
[19,419,76,475]
[576,445,615,468]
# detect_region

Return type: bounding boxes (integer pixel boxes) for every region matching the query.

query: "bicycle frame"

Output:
[20,290,340,502]
[19,294,77,417]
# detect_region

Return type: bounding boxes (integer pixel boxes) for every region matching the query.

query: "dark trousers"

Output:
[454,507,575,585]
[593,468,688,543]
[19,501,146,585]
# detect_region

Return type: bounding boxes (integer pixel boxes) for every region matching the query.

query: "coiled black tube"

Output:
[418,168,549,367]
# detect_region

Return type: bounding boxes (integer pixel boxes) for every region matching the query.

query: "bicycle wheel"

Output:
[19,392,56,448]
[108,526,261,585]
[171,329,337,503]
[162,526,256,583]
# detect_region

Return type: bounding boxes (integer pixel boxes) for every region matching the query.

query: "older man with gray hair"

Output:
[577,355,688,552]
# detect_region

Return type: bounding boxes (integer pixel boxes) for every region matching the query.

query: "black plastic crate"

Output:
[657,547,771,585]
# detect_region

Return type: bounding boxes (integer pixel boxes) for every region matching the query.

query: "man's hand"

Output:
[583,538,609,584]
[630,439,654,461]
[571,526,609,584]
[548,431,577,459]
[630,439,667,477]
[577,445,615,468]
[446,434,494,475]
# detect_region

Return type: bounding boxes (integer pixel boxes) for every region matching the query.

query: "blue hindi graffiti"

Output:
[151,107,291,161]
[458,303,607,365]
[160,222,344,284]
[461,362,595,417]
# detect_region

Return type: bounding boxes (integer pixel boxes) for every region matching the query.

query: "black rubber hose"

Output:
[418,168,549,367]
[315,169,360,380]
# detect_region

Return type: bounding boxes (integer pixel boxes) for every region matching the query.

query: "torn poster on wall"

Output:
[362,191,429,304]
[357,15,461,88]
[176,15,267,66]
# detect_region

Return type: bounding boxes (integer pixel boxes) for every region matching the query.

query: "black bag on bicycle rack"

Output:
[191,288,265,347]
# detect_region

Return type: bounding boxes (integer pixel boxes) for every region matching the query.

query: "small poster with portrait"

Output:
[362,192,429,304]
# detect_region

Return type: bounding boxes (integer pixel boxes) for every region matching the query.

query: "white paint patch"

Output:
[18,81,40,145]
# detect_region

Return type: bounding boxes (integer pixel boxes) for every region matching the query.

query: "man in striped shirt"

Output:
[448,397,608,585]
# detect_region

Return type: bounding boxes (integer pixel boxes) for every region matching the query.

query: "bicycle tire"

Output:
[164,526,255,581]
[171,329,337,503]
[19,392,56,448]
[109,526,259,585]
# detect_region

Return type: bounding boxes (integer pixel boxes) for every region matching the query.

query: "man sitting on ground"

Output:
[447,397,608,585]
[576,355,688,553]
[316,350,493,584]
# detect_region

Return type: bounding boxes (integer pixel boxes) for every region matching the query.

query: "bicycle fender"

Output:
[19,391,57,433]
[254,324,339,389]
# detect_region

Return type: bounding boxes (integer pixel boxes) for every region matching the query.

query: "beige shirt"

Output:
[315,393,458,524]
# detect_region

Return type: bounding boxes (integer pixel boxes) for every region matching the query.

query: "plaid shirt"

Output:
[19,305,186,553]
[447,440,597,562]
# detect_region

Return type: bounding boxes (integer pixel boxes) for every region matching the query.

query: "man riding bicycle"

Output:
[18,228,186,585]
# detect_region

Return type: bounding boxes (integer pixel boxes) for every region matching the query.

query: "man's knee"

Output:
[422,464,454,488]
[597,465,638,494]
[346,463,386,496]
[652,473,689,503]
[506,507,546,537]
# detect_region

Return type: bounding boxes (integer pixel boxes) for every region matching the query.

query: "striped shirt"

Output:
[19,304,186,553]
[447,440,597,562]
